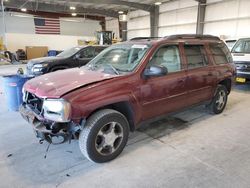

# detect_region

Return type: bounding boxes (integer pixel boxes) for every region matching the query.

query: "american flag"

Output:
[34,17,60,35]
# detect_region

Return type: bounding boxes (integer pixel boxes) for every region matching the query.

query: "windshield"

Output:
[232,39,250,53]
[57,47,82,58]
[86,43,150,75]
[225,40,236,49]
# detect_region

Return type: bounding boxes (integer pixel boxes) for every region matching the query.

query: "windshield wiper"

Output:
[107,64,120,75]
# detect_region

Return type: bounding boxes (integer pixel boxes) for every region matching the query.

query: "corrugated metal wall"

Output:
[126,0,250,39]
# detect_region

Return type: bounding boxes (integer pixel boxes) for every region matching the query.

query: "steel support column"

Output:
[196,0,206,35]
[1,0,6,48]
[150,6,159,37]
[120,21,127,41]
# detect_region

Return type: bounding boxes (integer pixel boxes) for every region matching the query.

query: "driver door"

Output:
[140,44,189,120]
[76,46,95,66]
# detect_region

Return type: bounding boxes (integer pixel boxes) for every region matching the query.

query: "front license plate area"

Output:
[236,77,246,83]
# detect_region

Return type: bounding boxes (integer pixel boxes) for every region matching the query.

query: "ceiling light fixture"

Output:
[118,11,124,14]
[71,13,77,16]
[155,2,162,5]
[21,8,27,12]
[70,6,76,10]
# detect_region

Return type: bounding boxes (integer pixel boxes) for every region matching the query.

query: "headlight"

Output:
[32,63,48,72]
[22,87,26,102]
[42,99,71,122]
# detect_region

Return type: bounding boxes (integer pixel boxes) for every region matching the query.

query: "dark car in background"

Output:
[26,45,108,76]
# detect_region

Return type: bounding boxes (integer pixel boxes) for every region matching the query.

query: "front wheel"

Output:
[79,109,129,163]
[208,85,228,114]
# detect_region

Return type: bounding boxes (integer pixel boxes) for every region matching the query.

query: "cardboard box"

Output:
[26,46,48,60]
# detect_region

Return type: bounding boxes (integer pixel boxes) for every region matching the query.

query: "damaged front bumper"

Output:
[20,104,81,144]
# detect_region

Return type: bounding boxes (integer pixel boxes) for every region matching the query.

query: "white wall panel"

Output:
[105,18,120,39]
[158,0,197,37]
[5,33,95,52]
[0,13,4,37]
[5,13,35,34]
[160,0,197,12]
[127,29,150,39]
[159,24,196,37]
[205,0,239,22]
[2,12,101,37]
[127,10,150,39]
[60,18,101,36]
[204,0,250,38]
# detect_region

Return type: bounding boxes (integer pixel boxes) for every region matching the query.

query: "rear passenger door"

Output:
[141,45,188,120]
[184,44,216,105]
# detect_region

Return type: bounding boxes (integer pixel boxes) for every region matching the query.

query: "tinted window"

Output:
[210,43,232,64]
[232,39,250,53]
[79,47,94,58]
[184,45,208,69]
[57,47,81,58]
[149,45,181,73]
[94,47,106,56]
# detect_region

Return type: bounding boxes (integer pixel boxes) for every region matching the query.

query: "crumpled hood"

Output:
[27,56,64,66]
[24,67,117,98]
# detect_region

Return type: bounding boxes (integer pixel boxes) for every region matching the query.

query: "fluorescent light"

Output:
[155,2,162,5]
[71,13,77,16]
[21,8,27,12]
[118,11,124,14]
[70,6,76,10]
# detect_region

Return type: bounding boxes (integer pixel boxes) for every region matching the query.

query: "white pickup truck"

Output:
[231,38,250,83]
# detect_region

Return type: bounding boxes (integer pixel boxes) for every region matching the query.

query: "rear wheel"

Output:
[79,109,129,163]
[208,85,228,114]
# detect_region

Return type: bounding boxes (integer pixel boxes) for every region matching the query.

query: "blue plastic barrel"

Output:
[48,50,57,57]
[2,75,33,111]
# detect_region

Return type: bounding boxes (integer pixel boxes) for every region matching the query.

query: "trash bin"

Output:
[2,75,33,111]
[48,50,57,57]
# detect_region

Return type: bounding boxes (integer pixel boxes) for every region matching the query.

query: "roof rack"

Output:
[130,37,162,41]
[165,34,220,40]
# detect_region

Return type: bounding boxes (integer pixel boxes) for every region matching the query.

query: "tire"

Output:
[79,109,129,163]
[208,84,228,114]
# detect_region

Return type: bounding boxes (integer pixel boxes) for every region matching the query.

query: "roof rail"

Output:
[165,34,220,40]
[130,37,162,41]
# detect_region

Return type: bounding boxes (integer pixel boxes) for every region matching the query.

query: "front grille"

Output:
[25,92,44,114]
[235,62,250,72]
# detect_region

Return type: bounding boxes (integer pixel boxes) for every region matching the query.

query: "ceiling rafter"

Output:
[52,0,155,12]
[4,0,120,17]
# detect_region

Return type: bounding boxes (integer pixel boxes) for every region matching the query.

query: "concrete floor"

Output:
[1,65,250,188]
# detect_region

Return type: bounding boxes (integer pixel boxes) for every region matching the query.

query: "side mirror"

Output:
[144,65,168,78]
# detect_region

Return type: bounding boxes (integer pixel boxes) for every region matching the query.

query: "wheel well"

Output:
[88,102,135,132]
[219,79,231,94]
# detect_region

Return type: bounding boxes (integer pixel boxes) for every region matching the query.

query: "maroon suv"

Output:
[20,35,235,163]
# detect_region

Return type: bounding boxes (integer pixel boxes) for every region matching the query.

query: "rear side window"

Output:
[184,45,208,69]
[210,43,232,64]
